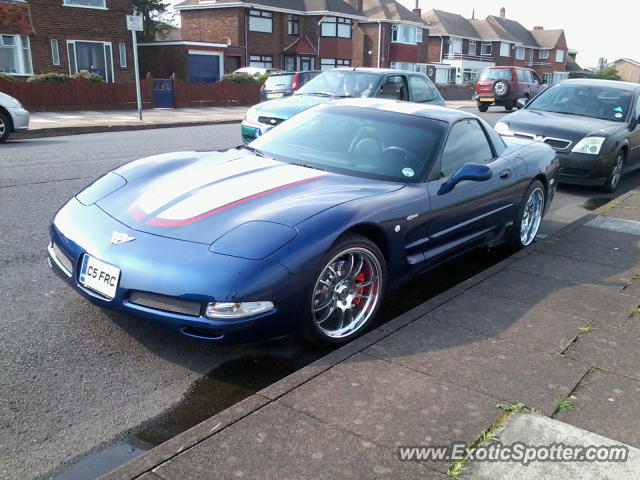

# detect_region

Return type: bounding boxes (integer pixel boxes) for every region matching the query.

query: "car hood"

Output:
[94,149,402,244]
[252,94,332,120]
[503,109,620,144]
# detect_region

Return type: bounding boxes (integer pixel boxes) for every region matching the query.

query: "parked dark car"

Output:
[242,68,445,143]
[260,71,321,101]
[474,66,545,112]
[495,79,640,192]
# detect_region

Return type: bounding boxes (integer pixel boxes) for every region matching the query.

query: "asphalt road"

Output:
[1,120,639,480]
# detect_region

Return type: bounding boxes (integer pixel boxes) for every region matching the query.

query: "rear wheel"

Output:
[493,80,510,98]
[0,112,10,143]
[303,234,386,346]
[504,104,514,112]
[601,151,625,193]
[478,102,489,113]
[508,180,545,249]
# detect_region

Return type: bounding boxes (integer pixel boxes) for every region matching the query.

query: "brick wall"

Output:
[140,45,189,79]
[0,2,34,35]
[182,8,243,45]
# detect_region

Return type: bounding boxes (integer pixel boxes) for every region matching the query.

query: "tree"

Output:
[133,0,174,42]
[593,66,621,81]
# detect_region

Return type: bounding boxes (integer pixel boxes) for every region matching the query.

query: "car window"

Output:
[530,71,541,85]
[480,69,512,81]
[376,75,408,100]
[516,69,526,83]
[408,75,440,103]
[635,95,640,118]
[296,70,378,97]
[439,120,494,178]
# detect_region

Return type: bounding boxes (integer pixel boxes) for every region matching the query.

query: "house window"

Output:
[119,43,127,68]
[0,35,32,75]
[287,15,299,35]
[543,72,552,84]
[539,49,549,59]
[417,28,423,43]
[392,25,418,44]
[500,42,510,57]
[555,49,565,62]
[321,17,352,38]
[249,55,273,69]
[67,40,114,82]
[448,37,462,55]
[515,47,525,60]
[320,58,350,71]
[468,40,476,55]
[248,10,272,33]
[481,42,492,55]
[51,39,60,66]
[390,62,416,71]
[63,0,107,8]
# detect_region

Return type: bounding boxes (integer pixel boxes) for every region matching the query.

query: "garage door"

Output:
[189,54,220,83]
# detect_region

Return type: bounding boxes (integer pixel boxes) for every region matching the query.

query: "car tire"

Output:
[0,112,10,143]
[504,104,514,112]
[478,102,489,113]
[508,180,545,249]
[302,233,386,346]
[601,151,625,193]
[493,80,510,98]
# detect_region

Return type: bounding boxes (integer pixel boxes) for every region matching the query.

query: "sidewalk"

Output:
[101,191,640,480]
[15,101,475,140]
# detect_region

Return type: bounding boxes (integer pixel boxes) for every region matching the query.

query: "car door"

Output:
[423,119,518,265]
[529,70,544,96]
[628,93,640,165]
[407,74,444,105]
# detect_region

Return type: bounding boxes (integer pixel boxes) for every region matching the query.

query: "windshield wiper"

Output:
[300,92,334,97]
[288,162,327,172]
[237,145,268,157]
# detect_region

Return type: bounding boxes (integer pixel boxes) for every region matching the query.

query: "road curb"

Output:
[99,189,638,480]
[13,118,244,140]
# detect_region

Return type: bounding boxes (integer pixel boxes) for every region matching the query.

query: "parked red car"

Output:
[474,66,545,112]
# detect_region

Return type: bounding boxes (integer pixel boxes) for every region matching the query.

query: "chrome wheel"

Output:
[312,247,382,339]
[494,80,508,97]
[610,154,623,190]
[0,118,5,137]
[520,187,544,246]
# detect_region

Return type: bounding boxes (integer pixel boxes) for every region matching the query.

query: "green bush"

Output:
[0,73,15,82]
[27,72,105,83]
[72,71,104,83]
[223,73,268,84]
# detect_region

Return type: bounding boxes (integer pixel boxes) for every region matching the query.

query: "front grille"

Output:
[50,242,73,274]
[544,138,572,150]
[258,116,285,127]
[559,166,590,177]
[129,291,202,317]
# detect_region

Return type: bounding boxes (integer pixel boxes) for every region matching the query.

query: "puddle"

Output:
[583,197,611,211]
[47,354,321,480]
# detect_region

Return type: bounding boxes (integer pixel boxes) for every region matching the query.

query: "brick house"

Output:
[610,58,640,83]
[175,0,366,75]
[0,0,135,82]
[423,7,572,85]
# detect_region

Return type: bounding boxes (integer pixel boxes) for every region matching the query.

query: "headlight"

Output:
[494,121,512,136]
[205,301,274,319]
[245,108,259,124]
[5,95,23,109]
[571,136,606,155]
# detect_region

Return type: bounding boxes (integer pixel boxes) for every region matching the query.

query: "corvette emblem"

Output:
[111,231,135,245]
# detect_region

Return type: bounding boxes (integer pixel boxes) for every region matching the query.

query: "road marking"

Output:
[585,215,640,236]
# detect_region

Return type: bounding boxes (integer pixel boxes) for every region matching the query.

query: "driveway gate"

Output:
[153,78,174,108]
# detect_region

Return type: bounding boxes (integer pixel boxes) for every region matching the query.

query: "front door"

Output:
[152,78,174,108]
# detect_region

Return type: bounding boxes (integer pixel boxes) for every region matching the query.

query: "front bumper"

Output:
[556,150,616,186]
[8,106,29,131]
[48,198,302,344]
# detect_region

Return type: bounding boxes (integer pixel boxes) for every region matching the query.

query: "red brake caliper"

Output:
[353,272,365,305]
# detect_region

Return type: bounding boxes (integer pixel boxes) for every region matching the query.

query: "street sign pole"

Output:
[126,14,144,120]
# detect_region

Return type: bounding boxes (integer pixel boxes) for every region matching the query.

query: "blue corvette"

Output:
[49,99,558,345]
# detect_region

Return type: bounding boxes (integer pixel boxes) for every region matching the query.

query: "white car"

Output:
[233,67,283,77]
[0,91,29,143]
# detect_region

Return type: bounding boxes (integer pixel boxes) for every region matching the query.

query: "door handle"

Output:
[499,169,512,179]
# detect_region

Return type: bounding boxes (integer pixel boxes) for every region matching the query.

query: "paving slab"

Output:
[555,369,640,448]
[153,402,443,480]
[586,215,640,235]
[466,413,640,480]
[364,317,588,414]
[422,288,588,354]
[598,205,640,222]
[278,352,500,474]
[566,326,640,380]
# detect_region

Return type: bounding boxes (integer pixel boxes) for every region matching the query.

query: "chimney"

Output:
[533,26,544,30]
[471,8,475,20]
[500,7,506,18]
[412,0,421,18]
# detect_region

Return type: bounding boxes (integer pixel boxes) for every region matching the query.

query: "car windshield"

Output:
[264,74,294,89]
[480,69,513,81]
[295,71,379,98]
[249,104,447,183]
[526,84,633,122]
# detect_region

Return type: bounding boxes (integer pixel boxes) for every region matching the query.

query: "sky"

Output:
[166,0,639,69]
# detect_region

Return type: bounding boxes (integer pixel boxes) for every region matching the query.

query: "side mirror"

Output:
[438,163,492,195]
[516,98,528,109]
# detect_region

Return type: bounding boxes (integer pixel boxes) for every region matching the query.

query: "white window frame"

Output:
[515,47,525,60]
[66,40,115,82]
[500,42,510,57]
[62,0,107,10]
[417,28,423,43]
[321,17,352,39]
[448,37,462,55]
[320,58,350,71]
[555,49,565,63]
[391,25,418,45]
[468,40,476,55]
[390,62,416,71]
[539,49,550,59]
[0,34,33,76]
[480,42,492,56]
[287,15,299,36]
[249,55,273,69]
[50,39,61,66]
[248,10,273,33]
[119,43,127,68]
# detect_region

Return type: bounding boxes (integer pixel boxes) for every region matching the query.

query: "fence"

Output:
[171,76,261,108]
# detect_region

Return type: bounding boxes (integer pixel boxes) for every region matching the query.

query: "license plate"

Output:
[79,254,120,299]
[266,92,284,99]
[480,97,495,102]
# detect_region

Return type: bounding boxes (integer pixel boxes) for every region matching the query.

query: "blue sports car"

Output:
[48,99,558,345]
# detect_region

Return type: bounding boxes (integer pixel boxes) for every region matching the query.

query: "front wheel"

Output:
[508,180,545,249]
[0,112,10,143]
[601,151,624,193]
[303,234,386,346]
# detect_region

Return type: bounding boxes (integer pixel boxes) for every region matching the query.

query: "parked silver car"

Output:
[0,91,29,143]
